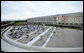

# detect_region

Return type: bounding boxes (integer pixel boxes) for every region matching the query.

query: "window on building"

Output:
[75,23,78,25]
[59,23,61,24]
[70,23,73,25]
[62,23,64,24]
[66,23,68,25]
[81,23,83,25]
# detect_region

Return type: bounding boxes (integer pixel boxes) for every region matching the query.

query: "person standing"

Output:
[43,41,45,44]
[26,35,29,38]
[40,36,43,40]
[53,31,55,34]
[42,27,44,32]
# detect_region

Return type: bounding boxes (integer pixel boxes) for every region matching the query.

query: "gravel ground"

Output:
[16,26,49,44]
[6,26,48,41]
[6,26,83,48]
[46,28,83,48]
[32,27,53,46]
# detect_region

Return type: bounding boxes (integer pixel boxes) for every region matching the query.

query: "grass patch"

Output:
[13,21,24,25]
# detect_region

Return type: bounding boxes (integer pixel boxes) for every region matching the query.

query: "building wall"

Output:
[56,13,83,25]
[27,12,83,26]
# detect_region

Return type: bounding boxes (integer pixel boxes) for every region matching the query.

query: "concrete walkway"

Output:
[26,27,52,46]
[1,38,38,52]
[3,27,13,39]
[1,26,10,35]
[42,29,56,47]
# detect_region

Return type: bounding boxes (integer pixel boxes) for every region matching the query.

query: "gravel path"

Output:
[46,28,83,48]
[32,27,53,46]
[16,26,49,44]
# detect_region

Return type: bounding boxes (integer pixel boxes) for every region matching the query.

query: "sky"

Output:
[1,1,83,21]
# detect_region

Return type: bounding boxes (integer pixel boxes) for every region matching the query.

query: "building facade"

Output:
[27,12,83,26]
[56,12,83,26]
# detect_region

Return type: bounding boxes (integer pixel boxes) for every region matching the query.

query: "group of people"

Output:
[8,25,46,39]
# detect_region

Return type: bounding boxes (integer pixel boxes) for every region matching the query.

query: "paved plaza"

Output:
[1,25,83,52]
[3,25,83,47]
